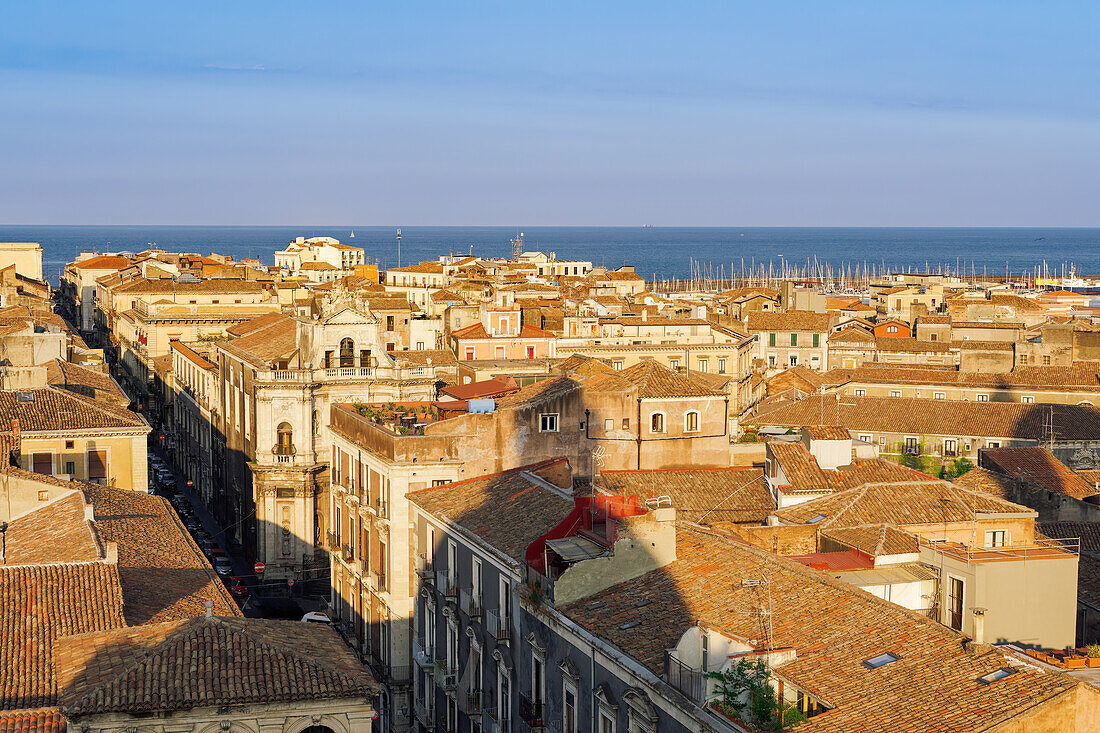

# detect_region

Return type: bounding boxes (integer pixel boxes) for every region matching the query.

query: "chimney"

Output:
[972,607,987,644]
[641,309,647,322]
[205,600,214,619]
[104,542,118,564]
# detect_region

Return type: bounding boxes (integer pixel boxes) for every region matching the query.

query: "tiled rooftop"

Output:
[803,425,851,441]
[596,360,726,399]
[55,616,378,716]
[596,467,772,524]
[980,447,1097,499]
[0,563,126,710]
[821,524,919,556]
[746,394,1100,442]
[220,313,297,366]
[559,525,1076,733]
[745,309,831,332]
[43,359,129,405]
[0,709,64,733]
[4,492,102,566]
[81,485,241,625]
[408,460,574,563]
[0,387,147,433]
[774,480,1034,529]
[953,467,1016,500]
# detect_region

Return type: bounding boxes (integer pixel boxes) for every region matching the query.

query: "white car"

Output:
[301,611,331,624]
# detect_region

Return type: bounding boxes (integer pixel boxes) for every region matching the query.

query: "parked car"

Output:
[213,557,233,576]
[227,576,249,596]
[201,540,219,557]
[301,611,331,624]
[184,516,201,533]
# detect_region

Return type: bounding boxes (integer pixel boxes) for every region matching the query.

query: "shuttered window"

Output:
[88,450,108,479]
[32,453,52,475]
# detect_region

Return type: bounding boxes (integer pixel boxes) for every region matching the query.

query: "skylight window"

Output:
[978,668,1015,685]
[619,621,640,630]
[807,514,827,524]
[863,652,900,669]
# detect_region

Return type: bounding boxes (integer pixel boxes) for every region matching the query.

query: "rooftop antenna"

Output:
[396,228,402,269]
[511,232,525,260]
[739,575,774,667]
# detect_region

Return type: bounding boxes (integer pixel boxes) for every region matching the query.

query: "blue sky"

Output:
[1,2,1098,225]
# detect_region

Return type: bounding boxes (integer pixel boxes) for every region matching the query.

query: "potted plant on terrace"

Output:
[1087,645,1100,668]
[1064,652,1087,669]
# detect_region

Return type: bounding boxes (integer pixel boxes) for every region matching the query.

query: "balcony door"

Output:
[948,576,964,631]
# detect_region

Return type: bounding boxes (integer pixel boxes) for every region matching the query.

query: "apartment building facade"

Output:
[209,296,450,581]
[745,310,830,372]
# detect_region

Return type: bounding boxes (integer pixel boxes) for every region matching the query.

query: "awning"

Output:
[546,535,607,563]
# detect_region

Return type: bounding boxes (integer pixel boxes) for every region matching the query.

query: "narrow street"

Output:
[151,446,325,619]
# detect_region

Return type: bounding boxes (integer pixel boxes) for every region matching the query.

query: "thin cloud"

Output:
[203,63,266,72]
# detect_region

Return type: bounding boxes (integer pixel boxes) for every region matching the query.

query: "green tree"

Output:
[941,457,975,479]
[706,658,806,730]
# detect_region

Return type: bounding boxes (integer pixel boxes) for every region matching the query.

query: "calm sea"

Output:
[2,225,1098,285]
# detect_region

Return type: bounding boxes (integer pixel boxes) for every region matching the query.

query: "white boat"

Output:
[349,230,356,238]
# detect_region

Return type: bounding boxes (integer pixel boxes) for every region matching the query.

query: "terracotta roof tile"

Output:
[597,467,772,524]
[408,461,574,562]
[614,360,725,398]
[828,362,1100,390]
[55,617,378,716]
[43,359,128,406]
[820,524,919,556]
[774,480,1033,529]
[560,525,1075,733]
[746,310,831,332]
[804,425,850,441]
[117,278,267,294]
[0,709,64,733]
[69,255,132,270]
[769,441,831,492]
[393,349,458,366]
[746,394,1100,442]
[494,376,577,409]
[980,447,1097,499]
[4,492,102,566]
[0,563,126,710]
[1,388,147,433]
[81,485,241,625]
[220,314,298,366]
[953,467,1016,499]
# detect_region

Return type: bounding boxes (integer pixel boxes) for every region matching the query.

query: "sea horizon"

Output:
[5,224,1099,285]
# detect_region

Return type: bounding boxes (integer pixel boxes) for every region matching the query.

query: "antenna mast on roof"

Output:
[396,229,402,269]
[740,575,774,668]
[511,232,525,260]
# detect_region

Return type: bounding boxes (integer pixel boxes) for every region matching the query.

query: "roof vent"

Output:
[16,391,33,403]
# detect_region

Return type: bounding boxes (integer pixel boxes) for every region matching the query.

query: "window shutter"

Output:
[88,450,108,479]
[32,453,52,475]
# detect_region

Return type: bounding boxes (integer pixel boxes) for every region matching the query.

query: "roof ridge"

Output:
[821,483,872,529]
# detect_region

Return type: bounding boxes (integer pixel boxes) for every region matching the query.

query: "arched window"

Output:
[684,411,700,432]
[339,338,355,367]
[276,422,294,455]
[650,412,665,434]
